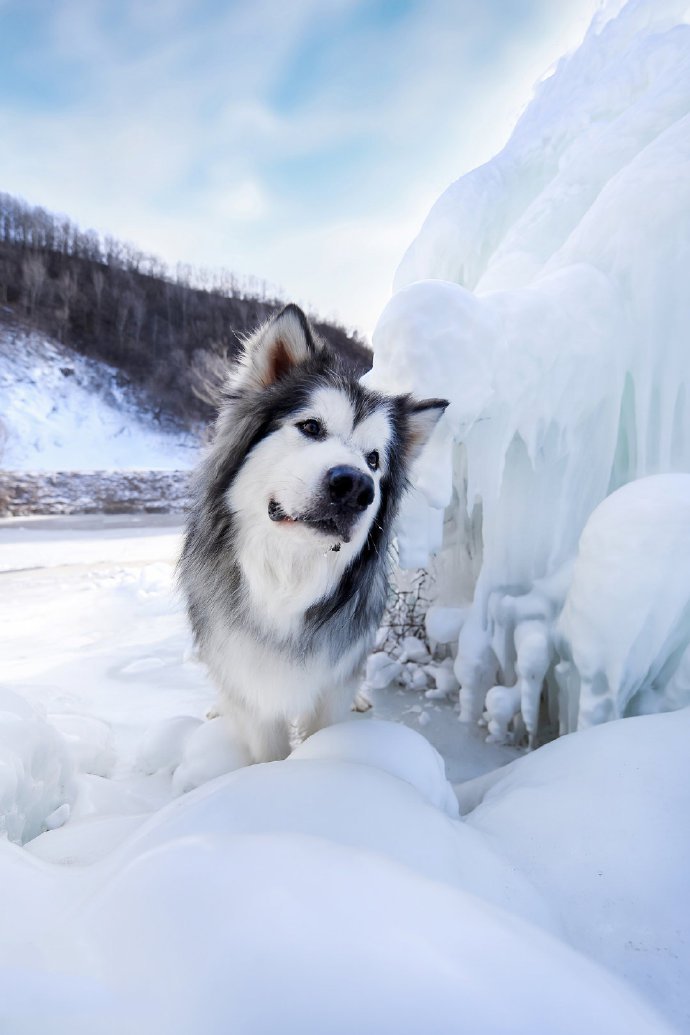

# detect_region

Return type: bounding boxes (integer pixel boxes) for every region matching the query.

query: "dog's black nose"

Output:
[327,466,375,512]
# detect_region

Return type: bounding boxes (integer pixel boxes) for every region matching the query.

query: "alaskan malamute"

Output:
[180,304,447,762]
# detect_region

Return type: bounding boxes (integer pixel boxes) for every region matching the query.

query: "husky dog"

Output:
[179,304,447,763]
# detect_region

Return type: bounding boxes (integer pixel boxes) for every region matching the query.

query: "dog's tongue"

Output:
[269,499,352,544]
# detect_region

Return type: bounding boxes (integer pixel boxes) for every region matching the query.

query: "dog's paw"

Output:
[205,706,221,720]
[352,690,373,713]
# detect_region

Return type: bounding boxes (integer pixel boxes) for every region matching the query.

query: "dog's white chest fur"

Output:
[179,304,447,763]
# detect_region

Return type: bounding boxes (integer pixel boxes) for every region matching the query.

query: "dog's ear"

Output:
[403,397,449,461]
[232,304,319,391]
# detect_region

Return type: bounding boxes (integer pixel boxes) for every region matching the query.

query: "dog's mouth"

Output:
[268,499,351,545]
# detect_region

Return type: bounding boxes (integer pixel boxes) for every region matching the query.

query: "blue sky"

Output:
[0,0,595,335]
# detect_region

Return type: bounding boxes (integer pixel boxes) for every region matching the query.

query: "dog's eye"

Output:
[366,450,379,471]
[297,418,322,438]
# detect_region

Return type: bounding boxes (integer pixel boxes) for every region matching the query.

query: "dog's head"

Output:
[212,304,447,562]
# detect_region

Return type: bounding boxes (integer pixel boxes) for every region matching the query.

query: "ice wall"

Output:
[367,0,690,740]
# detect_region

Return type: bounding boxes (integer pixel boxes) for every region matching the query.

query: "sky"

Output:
[0,0,597,337]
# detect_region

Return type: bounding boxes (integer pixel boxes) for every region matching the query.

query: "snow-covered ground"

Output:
[0,516,687,1033]
[0,325,199,470]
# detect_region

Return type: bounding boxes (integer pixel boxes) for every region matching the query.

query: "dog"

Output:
[179,304,447,762]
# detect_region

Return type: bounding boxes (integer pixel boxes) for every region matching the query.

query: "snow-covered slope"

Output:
[0,324,199,470]
[367,0,690,738]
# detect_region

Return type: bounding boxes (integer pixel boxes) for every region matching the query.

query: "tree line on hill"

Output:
[0,192,371,424]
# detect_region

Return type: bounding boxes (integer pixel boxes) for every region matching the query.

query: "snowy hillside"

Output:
[0,323,200,470]
[368,0,690,739]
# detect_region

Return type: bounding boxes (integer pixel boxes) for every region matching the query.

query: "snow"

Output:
[290,718,459,818]
[366,0,690,738]
[462,708,690,1034]
[0,326,199,470]
[0,515,685,1032]
[46,833,667,1035]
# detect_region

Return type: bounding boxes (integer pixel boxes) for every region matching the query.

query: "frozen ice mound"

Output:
[557,474,690,728]
[367,0,690,738]
[2,717,674,1035]
[0,688,76,844]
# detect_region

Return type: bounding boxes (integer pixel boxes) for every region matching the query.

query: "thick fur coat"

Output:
[179,305,447,762]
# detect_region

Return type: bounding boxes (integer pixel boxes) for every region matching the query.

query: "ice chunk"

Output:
[399,636,430,664]
[364,651,402,690]
[557,474,690,729]
[515,620,552,745]
[0,689,76,844]
[424,661,459,696]
[484,684,521,744]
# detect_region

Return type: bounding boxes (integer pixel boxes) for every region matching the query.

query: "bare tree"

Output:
[56,269,76,341]
[22,254,46,315]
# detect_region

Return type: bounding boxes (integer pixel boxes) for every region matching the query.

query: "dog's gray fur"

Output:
[179,304,447,762]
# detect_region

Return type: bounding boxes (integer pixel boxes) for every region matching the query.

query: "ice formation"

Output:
[367,0,690,740]
[0,688,75,844]
[557,474,690,729]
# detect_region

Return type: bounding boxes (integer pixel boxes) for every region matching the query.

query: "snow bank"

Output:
[0,513,684,1032]
[0,327,199,470]
[367,0,690,737]
[1,718,674,1035]
[75,836,666,1035]
[463,707,690,1034]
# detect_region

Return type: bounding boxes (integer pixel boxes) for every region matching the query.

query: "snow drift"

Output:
[0,716,681,1035]
[367,0,690,738]
[0,519,686,1032]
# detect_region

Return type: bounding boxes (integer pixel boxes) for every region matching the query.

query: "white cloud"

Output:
[0,0,598,335]
[214,180,268,222]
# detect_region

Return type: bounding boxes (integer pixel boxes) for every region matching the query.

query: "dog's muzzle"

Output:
[268,465,375,543]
